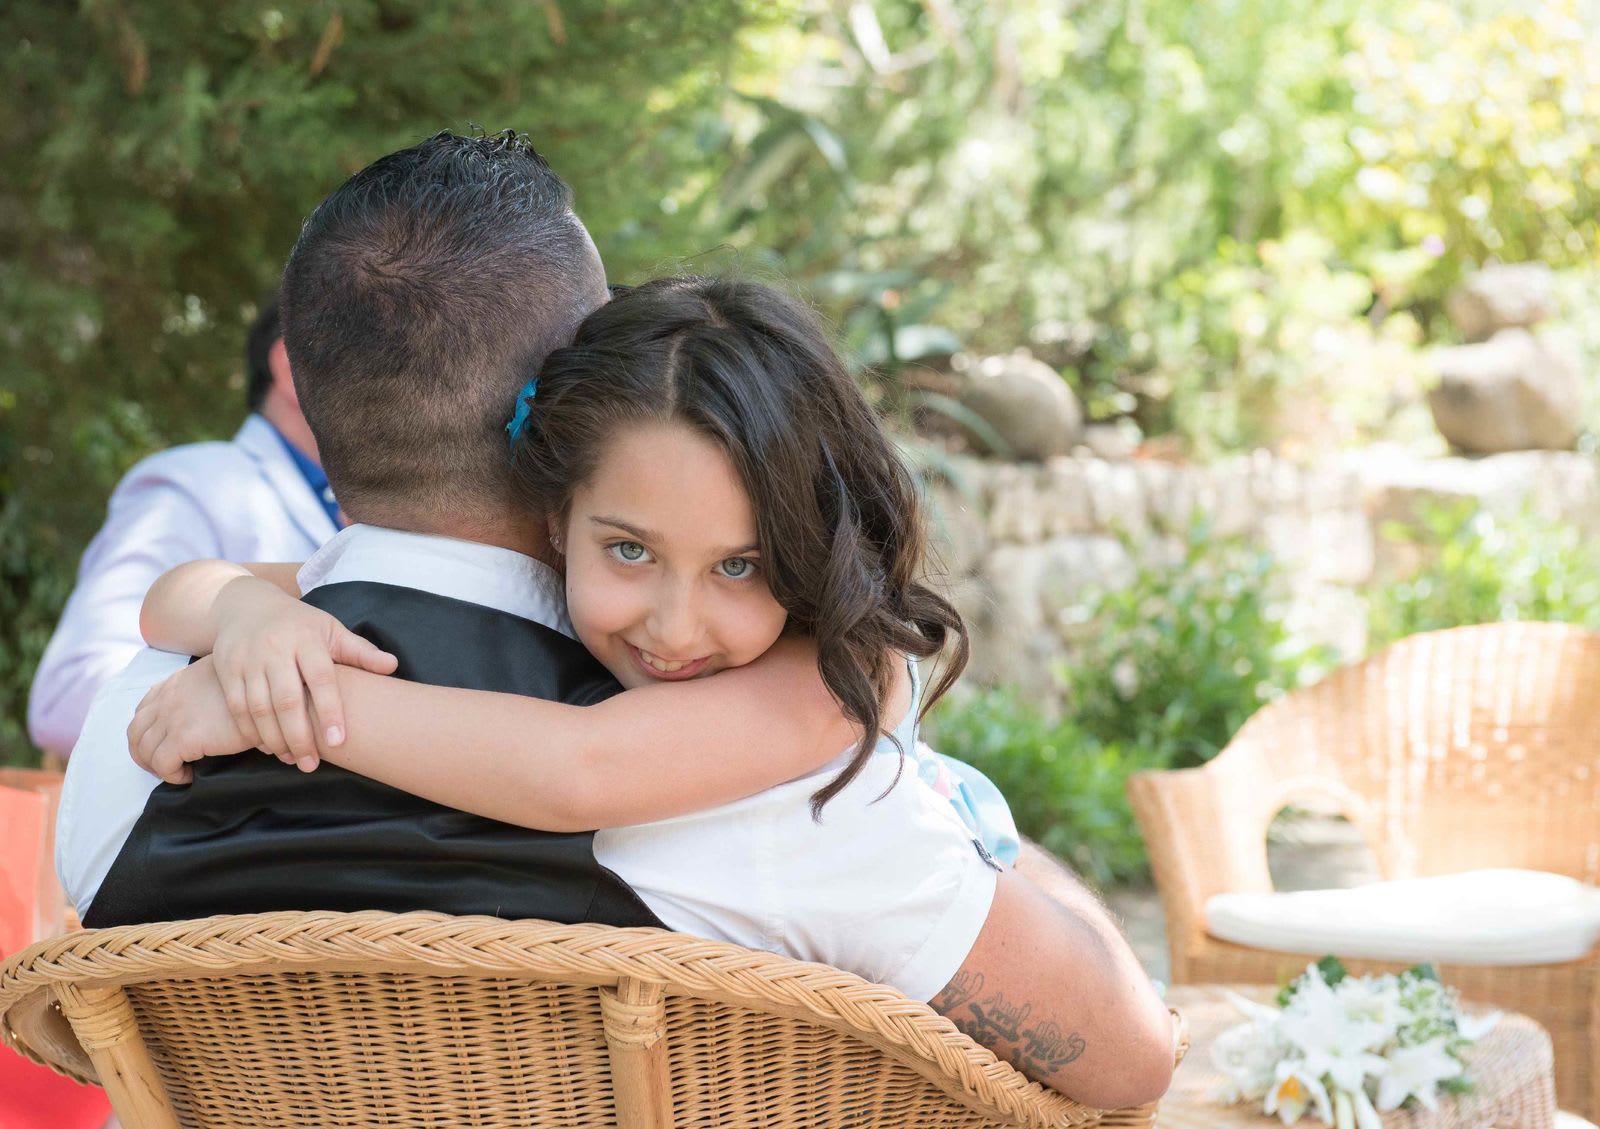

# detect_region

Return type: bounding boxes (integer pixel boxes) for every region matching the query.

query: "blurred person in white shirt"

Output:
[26,303,340,758]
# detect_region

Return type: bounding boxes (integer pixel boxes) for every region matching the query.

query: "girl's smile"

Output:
[561,419,789,691]
[628,644,711,680]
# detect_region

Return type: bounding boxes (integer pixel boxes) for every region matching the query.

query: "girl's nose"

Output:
[647,582,701,656]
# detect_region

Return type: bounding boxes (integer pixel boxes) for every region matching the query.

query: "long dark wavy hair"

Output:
[512,276,969,813]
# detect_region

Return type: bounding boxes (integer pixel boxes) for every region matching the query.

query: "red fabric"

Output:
[0,788,46,956]
[1,783,112,1129]
[0,1050,110,1129]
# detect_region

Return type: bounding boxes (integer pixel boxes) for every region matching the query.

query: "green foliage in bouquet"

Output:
[1274,957,1478,1098]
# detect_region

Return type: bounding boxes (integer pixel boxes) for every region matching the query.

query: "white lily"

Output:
[1264,1062,1334,1126]
[1278,971,1390,1093]
[1456,1009,1501,1043]
[1353,1084,1383,1129]
[1375,1037,1464,1112]
[1335,975,1406,1046]
[1209,1018,1284,1103]
[1222,987,1283,1026]
[1212,964,1478,1125]
[1332,1085,1384,1129]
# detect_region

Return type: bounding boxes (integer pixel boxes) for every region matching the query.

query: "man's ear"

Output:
[269,338,299,409]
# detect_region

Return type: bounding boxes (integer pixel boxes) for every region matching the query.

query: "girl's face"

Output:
[561,419,789,690]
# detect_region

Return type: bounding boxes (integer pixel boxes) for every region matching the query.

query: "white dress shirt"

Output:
[28,415,338,756]
[59,523,994,1001]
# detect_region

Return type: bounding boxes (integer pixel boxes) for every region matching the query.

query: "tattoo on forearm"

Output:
[931,977,1087,1080]
[964,992,1031,1044]
[930,970,984,1011]
[1019,1020,1088,1073]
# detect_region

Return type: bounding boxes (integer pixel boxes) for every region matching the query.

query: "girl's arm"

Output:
[312,637,907,829]
[132,636,912,831]
[140,559,398,767]
[140,560,302,655]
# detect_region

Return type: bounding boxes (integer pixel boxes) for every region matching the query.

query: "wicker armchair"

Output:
[1127,621,1600,1118]
[0,910,1177,1129]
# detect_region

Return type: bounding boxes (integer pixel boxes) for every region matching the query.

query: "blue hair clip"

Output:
[505,377,539,450]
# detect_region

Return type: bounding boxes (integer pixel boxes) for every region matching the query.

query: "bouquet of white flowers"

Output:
[1210,957,1500,1129]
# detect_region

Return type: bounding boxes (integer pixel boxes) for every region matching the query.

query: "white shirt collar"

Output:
[297,524,575,639]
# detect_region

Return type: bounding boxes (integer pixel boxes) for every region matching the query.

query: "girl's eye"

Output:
[609,541,650,564]
[716,557,759,580]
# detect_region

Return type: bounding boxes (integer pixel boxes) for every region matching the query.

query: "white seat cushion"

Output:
[1205,869,1600,966]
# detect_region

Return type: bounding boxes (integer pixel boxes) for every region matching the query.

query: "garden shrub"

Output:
[1061,521,1334,770]
[1370,501,1600,648]
[922,687,1154,887]
[928,521,1330,883]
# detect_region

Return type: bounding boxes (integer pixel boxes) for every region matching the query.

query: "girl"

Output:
[132,276,1019,862]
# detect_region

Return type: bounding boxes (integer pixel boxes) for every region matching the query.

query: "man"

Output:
[58,132,1173,1108]
[28,304,339,758]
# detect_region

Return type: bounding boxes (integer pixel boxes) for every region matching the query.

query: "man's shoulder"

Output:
[117,434,257,493]
[56,648,189,913]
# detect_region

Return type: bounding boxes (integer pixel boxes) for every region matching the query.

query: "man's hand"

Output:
[210,576,397,771]
[128,656,264,784]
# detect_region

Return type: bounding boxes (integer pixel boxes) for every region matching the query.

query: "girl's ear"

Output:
[547,514,564,555]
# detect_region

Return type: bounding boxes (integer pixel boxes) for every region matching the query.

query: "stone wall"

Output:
[925,445,1600,700]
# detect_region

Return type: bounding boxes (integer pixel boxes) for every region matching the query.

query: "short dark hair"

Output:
[513,277,969,813]
[244,301,280,412]
[280,130,608,527]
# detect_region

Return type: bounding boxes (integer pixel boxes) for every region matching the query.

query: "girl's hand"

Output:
[128,656,263,784]
[209,576,398,770]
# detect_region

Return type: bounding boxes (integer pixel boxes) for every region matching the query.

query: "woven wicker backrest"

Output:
[0,911,1121,1129]
[1222,621,1600,882]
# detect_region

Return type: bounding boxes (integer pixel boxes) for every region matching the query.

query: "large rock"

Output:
[955,351,1084,460]
[1358,445,1600,537]
[966,536,1132,694]
[1445,263,1556,342]
[923,481,989,579]
[1426,329,1581,454]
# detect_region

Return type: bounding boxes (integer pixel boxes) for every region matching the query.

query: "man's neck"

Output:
[259,400,319,463]
[346,513,553,567]
[453,522,550,563]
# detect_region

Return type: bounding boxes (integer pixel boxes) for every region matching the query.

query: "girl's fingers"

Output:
[130,720,159,774]
[138,723,185,785]
[219,666,255,739]
[333,631,398,677]
[245,672,288,760]
[298,648,341,759]
[267,659,318,769]
[127,701,157,770]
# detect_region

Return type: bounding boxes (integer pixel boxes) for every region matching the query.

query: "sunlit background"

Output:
[4,3,1598,887]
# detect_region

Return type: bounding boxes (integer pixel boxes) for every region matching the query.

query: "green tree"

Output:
[0,1,776,762]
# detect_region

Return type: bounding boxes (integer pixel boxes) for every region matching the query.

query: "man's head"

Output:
[245,302,282,415]
[279,130,608,537]
[246,300,320,462]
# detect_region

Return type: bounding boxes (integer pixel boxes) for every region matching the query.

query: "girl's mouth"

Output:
[627,644,712,682]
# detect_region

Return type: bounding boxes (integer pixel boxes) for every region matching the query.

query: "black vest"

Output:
[85,580,666,930]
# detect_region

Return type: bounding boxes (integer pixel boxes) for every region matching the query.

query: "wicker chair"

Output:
[0,910,1180,1129]
[1127,621,1600,1119]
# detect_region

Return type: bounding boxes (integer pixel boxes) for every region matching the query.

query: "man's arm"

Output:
[929,862,1176,1110]
[29,466,225,756]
